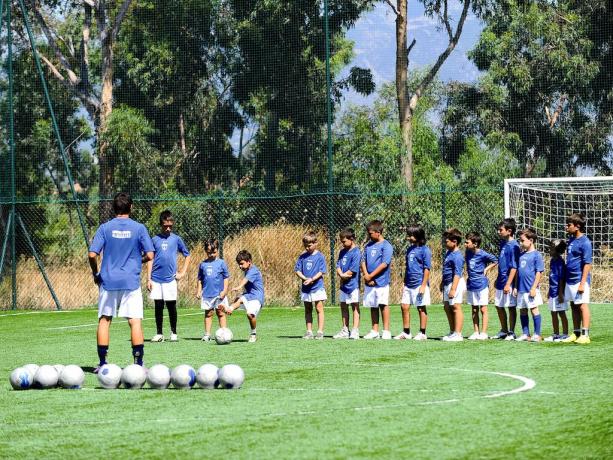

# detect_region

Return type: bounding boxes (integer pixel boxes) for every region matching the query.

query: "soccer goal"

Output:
[505,176,613,302]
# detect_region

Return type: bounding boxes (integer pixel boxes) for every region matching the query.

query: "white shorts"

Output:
[517,291,543,309]
[564,283,590,305]
[401,286,431,307]
[238,296,262,318]
[98,287,143,319]
[301,289,327,303]
[363,285,390,308]
[443,278,466,305]
[149,280,177,301]
[467,287,489,306]
[495,289,518,308]
[339,289,359,304]
[548,297,568,312]
[200,296,229,311]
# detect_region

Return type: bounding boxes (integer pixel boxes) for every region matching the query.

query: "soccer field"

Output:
[1,305,612,459]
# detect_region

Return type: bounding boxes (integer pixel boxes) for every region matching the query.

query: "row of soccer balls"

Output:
[9,363,244,390]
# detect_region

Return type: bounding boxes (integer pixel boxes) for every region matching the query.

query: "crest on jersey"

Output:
[161,241,169,251]
[409,254,415,262]
[469,259,476,268]
[341,257,347,265]
[520,260,527,268]
[370,249,377,258]
[206,267,213,276]
[306,261,313,271]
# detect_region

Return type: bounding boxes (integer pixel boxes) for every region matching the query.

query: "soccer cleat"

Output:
[333,328,350,339]
[413,332,428,341]
[349,328,360,340]
[393,331,413,340]
[561,333,578,343]
[504,333,517,341]
[543,335,559,342]
[575,335,591,344]
[381,330,392,340]
[477,332,489,340]
[151,334,165,343]
[515,334,530,341]
[363,330,380,340]
[467,332,480,340]
[490,330,507,340]
[530,335,542,342]
[303,331,314,340]
[169,333,178,342]
[248,334,257,343]
[315,331,325,340]
[445,332,463,342]
[201,334,211,342]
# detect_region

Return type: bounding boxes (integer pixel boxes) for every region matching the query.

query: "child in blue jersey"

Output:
[464,232,498,340]
[492,218,521,340]
[196,239,230,342]
[561,213,592,344]
[88,192,154,371]
[333,228,361,340]
[544,239,569,342]
[361,220,394,340]
[225,250,265,343]
[146,210,191,342]
[515,228,545,342]
[395,224,431,341]
[295,231,328,339]
[441,228,465,341]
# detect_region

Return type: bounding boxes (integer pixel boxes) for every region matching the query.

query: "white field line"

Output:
[0,310,79,317]
[44,312,204,330]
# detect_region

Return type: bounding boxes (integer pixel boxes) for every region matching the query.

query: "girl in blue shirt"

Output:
[544,239,569,342]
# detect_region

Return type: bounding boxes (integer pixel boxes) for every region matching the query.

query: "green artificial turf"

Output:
[1,305,612,459]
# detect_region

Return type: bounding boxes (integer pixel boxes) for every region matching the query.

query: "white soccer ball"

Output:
[23,364,39,380]
[97,363,122,389]
[59,365,85,389]
[34,365,59,389]
[147,364,171,390]
[215,327,233,345]
[121,364,147,389]
[10,367,33,390]
[196,364,219,389]
[218,364,245,389]
[53,364,65,376]
[171,364,196,390]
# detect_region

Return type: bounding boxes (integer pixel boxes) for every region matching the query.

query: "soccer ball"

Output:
[97,363,122,389]
[196,364,219,389]
[218,364,245,389]
[147,364,171,390]
[53,364,65,376]
[59,365,85,389]
[215,327,233,345]
[121,364,147,389]
[9,367,33,390]
[23,364,39,380]
[34,365,59,389]
[171,364,196,390]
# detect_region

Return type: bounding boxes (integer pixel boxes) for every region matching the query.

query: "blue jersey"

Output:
[337,247,361,294]
[565,235,592,285]
[362,240,393,287]
[404,245,432,289]
[466,249,498,291]
[197,259,229,298]
[442,250,464,286]
[495,239,520,290]
[89,217,154,291]
[151,233,190,283]
[243,265,265,305]
[518,250,544,294]
[548,257,565,298]
[294,251,327,293]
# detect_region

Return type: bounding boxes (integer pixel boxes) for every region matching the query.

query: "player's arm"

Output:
[176,254,191,281]
[368,262,388,279]
[219,278,229,300]
[504,268,516,294]
[419,268,430,294]
[578,263,591,294]
[484,261,498,276]
[231,277,249,292]
[196,279,203,299]
[558,270,566,303]
[530,271,542,298]
[449,274,460,298]
[88,251,101,285]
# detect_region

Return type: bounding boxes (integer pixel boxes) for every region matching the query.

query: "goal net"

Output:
[505,177,613,303]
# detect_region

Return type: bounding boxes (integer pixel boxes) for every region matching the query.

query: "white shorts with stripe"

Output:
[401,286,431,307]
[339,289,359,304]
[98,287,143,319]
[301,289,327,303]
[467,287,489,306]
[149,280,177,301]
[495,289,517,308]
[200,296,230,311]
[363,285,390,308]
[516,291,543,309]
[443,278,466,305]
[564,283,590,305]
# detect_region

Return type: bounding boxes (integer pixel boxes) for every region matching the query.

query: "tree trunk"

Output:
[98,33,114,222]
[179,112,187,153]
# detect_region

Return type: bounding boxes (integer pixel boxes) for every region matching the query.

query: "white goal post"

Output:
[504,176,613,302]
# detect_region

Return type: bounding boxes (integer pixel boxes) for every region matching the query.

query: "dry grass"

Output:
[1,224,612,309]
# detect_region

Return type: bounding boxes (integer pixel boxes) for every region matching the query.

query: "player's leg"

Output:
[96,316,112,371]
[470,304,480,339]
[452,302,463,336]
[153,299,165,338]
[517,304,530,340]
[247,313,257,342]
[350,302,360,338]
[495,306,508,336]
[340,301,349,329]
[167,300,178,340]
[394,303,412,339]
[204,309,214,339]
[315,300,325,339]
[480,305,488,337]
[559,310,568,337]
[216,304,227,328]
[530,306,542,341]
[551,311,560,336]
[370,307,380,333]
[443,301,454,336]
[414,306,428,340]
[380,305,391,339]
[127,318,145,365]
[304,301,314,338]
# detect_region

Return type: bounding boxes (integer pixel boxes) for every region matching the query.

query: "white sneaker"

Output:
[303,331,314,340]
[363,330,380,340]
[441,332,454,341]
[333,328,350,339]
[515,334,530,341]
[393,331,413,340]
[381,330,392,340]
[543,335,558,342]
[530,335,542,342]
[169,333,178,342]
[201,334,210,342]
[151,334,164,342]
[477,332,489,340]
[490,330,507,340]
[504,333,517,341]
[248,334,257,343]
[445,332,464,342]
[467,332,480,340]
[413,332,428,341]
[349,328,360,340]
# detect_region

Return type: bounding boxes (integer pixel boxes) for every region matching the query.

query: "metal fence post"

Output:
[441,184,447,263]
